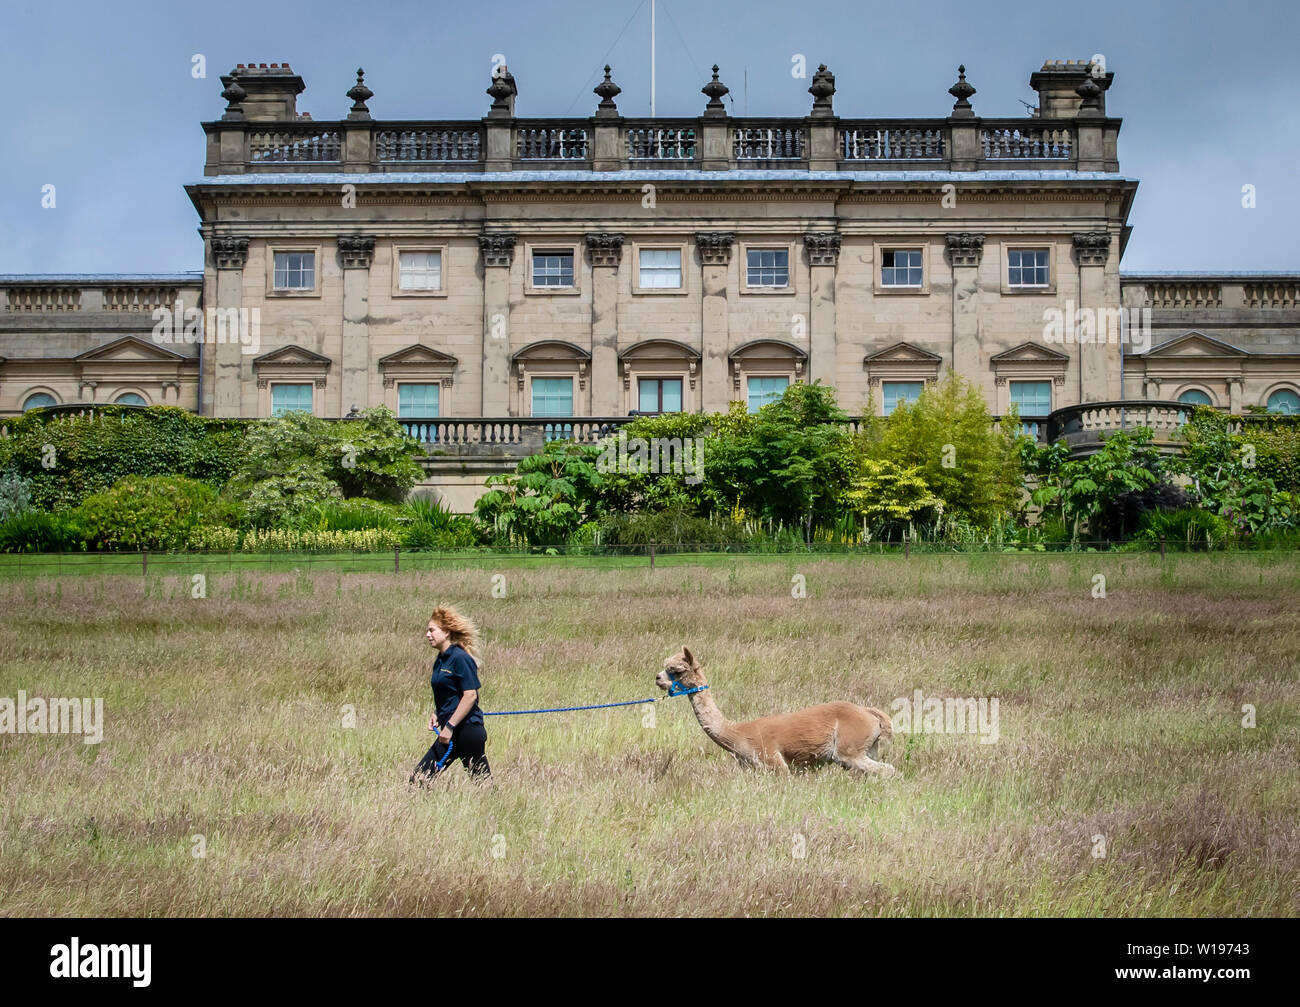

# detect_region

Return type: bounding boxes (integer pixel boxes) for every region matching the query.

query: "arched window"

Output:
[1266,389,1300,415]
[1177,389,1213,406]
[22,393,56,412]
[114,392,147,406]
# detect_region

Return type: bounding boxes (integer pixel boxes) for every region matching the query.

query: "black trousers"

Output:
[411,721,491,782]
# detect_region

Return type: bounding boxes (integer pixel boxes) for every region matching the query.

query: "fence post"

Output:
[142,550,148,576]
[1159,536,1166,561]
[905,539,910,559]
[394,545,400,574]
[649,543,655,570]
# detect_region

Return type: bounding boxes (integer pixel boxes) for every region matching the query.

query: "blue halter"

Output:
[666,673,709,698]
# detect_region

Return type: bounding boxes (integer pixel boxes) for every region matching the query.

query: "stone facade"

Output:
[3,58,1298,510]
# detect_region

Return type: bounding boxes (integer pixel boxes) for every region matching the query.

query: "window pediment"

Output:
[1139,331,1248,358]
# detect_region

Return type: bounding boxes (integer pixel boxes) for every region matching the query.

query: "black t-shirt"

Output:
[431,644,484,728]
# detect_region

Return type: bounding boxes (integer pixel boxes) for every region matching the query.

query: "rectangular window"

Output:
[271,383,313,416]
[747,376,789,413]
[882,380,923,415]
[638,378,683,413]
[532,377,574,441]
[398,383,440,417]
[273,251,314,290]
[532,252,575,287]
[1008,248,1050,287]
[638,248,682,289]
[746,248,789,287]
[881,249,923,287]
[399,250,442,291]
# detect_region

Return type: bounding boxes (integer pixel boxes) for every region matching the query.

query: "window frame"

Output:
[1175,386,1215,407]
[631,242,688,295]
[391,243,450,298]
[739,239,797,295]
[112,391,149,407]
[396,381,442,418]
[637,376,685,414]
[269,381,315,417]
[266,244,322,297]
[881,379,926,416]
[1265,387,1300,415]
[1001,242,1056,295]
[21,391,59,412]
[1008,379,1053,417]
[746,374,791,413]
[524,242,582,296]
[873,243,929,295]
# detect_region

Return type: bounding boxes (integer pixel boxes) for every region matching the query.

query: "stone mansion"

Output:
[2,58,1298,508]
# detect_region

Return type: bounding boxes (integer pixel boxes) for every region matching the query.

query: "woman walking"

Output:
[410,605,492,783]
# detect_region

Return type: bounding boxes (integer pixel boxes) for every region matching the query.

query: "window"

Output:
[271,383,313,416]
[1010,379,1051,438]
[1266,389,1300,415]
[881,249,923,287]
[398,383,440,417]
[273,251,314,290]
[1008,248,1050,287]
[882,380,924,415]
[638,248,681,289]
[532,252,574,288]
[746,248,789,287]
[638,378,682,414]
[1177,389,1213,407]
[399,251,442,291]
[532,377,574,441]
[747,376,789,412]
[114,393,147,406]
[22,392,56,412]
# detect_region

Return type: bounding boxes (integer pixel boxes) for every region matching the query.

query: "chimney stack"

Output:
[1029,59,1114,118]
[220,63,306,121]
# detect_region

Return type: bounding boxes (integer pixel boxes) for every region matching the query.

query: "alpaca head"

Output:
[655,645,707,692]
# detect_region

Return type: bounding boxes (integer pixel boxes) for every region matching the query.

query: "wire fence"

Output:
[0,537,1288,578]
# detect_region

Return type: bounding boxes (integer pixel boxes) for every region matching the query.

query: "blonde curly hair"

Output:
[429,605,481,667]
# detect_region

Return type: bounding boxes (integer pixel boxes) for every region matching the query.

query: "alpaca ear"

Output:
[682,645,696,666]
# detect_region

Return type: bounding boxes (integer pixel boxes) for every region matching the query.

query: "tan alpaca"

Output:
[655,646,899,778]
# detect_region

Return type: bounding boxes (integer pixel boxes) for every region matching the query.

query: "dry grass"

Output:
[1,552,1297,916]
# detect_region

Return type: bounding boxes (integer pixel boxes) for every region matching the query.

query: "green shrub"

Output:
[0,470,33,523]
[239,527,401,552]
[400,496,478,549]
[0,510,87,553]
[296,499,401,532]
[1137,508,1230,549]
[185,526,241,551]
[77,475,239,551]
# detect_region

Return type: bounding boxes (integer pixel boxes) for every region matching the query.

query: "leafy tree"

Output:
[0,470,33,523]
[474,439,604,546]
[864,371,1022,527]
[77,475,239,550]
[1030,429,1161,539]
[331,406,425,501]
[841,459,942,538]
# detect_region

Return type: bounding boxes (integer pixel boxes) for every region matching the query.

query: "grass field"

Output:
[1,552,1297,917]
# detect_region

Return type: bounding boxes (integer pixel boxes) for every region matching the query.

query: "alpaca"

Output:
[655,646,899,777]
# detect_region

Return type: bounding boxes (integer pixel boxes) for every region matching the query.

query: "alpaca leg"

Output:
[848,753,900,779]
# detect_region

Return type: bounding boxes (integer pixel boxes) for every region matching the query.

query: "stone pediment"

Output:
[511,340,591,363]
[75,336,187,362]
[618,339,701,361]
[863,342,943,364]
[1139,331,1247,358]
[252,345,333,367]
[378,344,459,367]
[989,341,1070,363]
[729,339,808,361]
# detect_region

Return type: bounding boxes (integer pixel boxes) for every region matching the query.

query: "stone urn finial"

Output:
[1076,74,1102,116]
[702,64,730,115]
[594,64,621,115]
[808,63,836,116]
[487,64,517,114]
[220,73,247,121]
[948,64,976,117]
[346,67,373,120]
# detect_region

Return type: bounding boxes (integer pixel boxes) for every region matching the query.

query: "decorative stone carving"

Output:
[593,65,621,115]
[219,75,246,121]
[622,361,632,390]
[337,235,375,269]
[804,232,841,267]
[256,378,268,389]
[1073,232,1111,266]
[212,236,250,270]
[695,231,734,265]
[948,64,976,117]
[487,66,517,114]
[578,361,587,390]
[1076,75,1102,116]
[701,65,729,116]
[585,232,624,267]
[383,376,395,388]
[946,232,985,267]
[1053,375,1065,386]
[314,378,327,389]
[346,68,373,120]
[994,376,1007,386]
[688,360,697,390]
[440,375,454,388]
[479,232,517,268]
[808,64,836,116]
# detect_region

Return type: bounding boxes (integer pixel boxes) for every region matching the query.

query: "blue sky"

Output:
[1,0,1296,273]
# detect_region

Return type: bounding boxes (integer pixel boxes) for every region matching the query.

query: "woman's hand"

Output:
[428,712,438,732]
[437,725,453,743]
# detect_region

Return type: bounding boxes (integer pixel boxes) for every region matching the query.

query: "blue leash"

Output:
[426,681,707,774]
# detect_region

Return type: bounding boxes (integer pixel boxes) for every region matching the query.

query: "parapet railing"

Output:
[203,115,1120,175]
